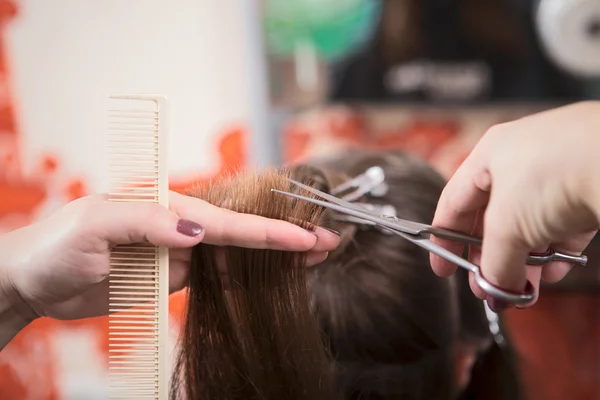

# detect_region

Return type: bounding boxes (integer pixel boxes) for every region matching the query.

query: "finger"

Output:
[529,243,569,284]
[430,161,490,277]
[214,248,329,274]
[480,196,530,293]
[169,258,189,293]
[541,262,573,284]
[312,228,340,252]
[170,248,191,265]
[513,244,548,308]
[169,248,192,293]
[217,250,329,291]
[515,266,542,309]
[469,271,487,299]
[467,216,487,299]
[170,191,340,252]
[84,197,205,248]
[305,251,329,267]
[478,266,541,313]
[541,231,596,283]
[466,208,484,265]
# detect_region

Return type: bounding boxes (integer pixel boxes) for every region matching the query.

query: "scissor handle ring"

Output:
[474,271,536,305]
[526,249,588,266]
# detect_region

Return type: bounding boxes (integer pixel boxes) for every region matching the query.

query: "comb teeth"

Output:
[107,95,169,399]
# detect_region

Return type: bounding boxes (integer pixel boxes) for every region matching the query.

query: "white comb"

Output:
[107,94,170,399]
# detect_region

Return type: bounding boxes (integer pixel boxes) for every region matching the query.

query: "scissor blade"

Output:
[271,188,422,236]
[286,178,375,214]
[424,226,483,246]
[286,178,430,233]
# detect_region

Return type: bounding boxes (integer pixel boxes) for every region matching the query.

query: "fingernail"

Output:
[177,219,203,237]
[304,228,318,236]
[522,280,534,294]
[515,280,535,309]
[306,251,329,267]
[323,227,340,236]
[486,295,509,313]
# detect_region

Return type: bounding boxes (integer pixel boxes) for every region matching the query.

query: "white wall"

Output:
[6,0,250,192]
[0,2,252,397]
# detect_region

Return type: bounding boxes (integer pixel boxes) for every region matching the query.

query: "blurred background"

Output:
[0,0,599,398]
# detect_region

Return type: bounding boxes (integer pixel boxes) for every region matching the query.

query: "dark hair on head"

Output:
[170,149,521,400]
[292,149,458,399]
[291,149,522,400]
[454,268,522,400]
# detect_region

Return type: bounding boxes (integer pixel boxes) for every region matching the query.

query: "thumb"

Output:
[480,197,531,295]
[87,199,205,248]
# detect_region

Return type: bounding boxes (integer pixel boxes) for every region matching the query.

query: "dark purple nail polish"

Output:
[486,295,509,313]
[514,281,536,309]
[523,280,534,294]
[177,219,203,237]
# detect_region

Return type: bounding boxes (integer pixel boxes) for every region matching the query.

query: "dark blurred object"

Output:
[503,290,600,400]
[459,340,523,400]
[330,0,600,104]
[455,268,523,400]
[502,230,600,400]
[541,231,600,292]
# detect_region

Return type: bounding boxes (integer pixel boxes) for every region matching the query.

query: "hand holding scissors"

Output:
[273,179,588,305]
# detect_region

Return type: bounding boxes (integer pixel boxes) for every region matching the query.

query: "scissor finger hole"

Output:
[473,271,536,305]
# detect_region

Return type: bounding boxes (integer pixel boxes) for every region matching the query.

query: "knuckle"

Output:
[484,209,515,242]
[62,195,106,234]
[485,121,511,139]
[64,194,101,214]
[141,202,163,221]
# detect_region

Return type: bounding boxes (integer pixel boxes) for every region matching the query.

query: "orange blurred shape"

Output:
[326,110,366,142]
[284,123,312,163]
[0,364,27,399]
[375,120,459,159]
[41,156,58,174]
[0,0,17,21]
[0,107,16,132]
[1,152,14,170]
[504,293,600,400]
[218,126,246,169]
[0,180,45,217]
[169,127,249,195]
[169,290,188,327]
[0,317,61,400]
[65,180,86,201]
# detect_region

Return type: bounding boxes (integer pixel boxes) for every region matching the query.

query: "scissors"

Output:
[272,178,588,305]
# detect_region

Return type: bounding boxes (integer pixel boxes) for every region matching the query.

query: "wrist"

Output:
[0,282,35,350]
[0,232,38,350]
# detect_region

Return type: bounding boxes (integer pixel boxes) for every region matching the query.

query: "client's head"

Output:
[290,149,519,400]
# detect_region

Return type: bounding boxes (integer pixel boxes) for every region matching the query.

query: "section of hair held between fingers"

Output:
[170,168,338,400]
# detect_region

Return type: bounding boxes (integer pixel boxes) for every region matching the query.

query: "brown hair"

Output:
[293,149,521,400]
[170,168,338,400]
[295,150,457,399]
[171,149,521,400]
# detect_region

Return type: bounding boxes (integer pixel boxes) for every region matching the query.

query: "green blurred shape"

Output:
[264,0,380,61]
